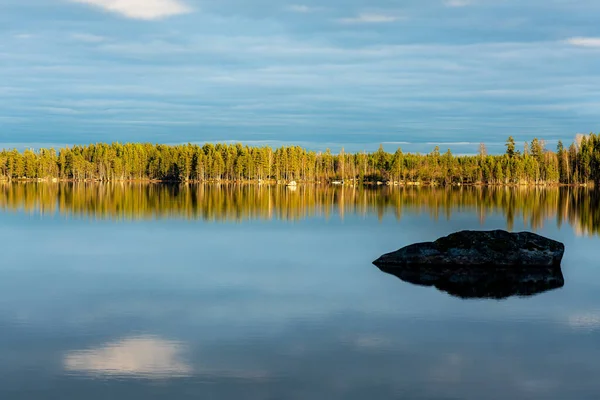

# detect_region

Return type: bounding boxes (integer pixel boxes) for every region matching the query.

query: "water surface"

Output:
[1,184,599,399]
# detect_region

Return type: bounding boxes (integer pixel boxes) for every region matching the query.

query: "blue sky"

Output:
[1,0,599,153]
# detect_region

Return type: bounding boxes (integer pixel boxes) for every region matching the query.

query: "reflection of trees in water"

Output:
[0,183,598,235]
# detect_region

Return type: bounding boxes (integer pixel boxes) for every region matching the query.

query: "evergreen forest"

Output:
[1,134,599,185]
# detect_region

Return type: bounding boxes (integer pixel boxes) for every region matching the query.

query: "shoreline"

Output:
[0,178,594,188]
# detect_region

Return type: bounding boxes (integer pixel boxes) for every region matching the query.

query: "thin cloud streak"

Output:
[70,33,107,43]
[338,13,401,24]
[287,4,318,13]
[444,0,472,7]
[566,37,600,48]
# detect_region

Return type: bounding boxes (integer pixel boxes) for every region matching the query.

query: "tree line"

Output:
[0,134,598,185]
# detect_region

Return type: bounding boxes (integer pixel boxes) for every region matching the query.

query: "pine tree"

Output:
[506,136,516,158]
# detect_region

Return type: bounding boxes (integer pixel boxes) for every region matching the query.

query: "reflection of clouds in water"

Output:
[64,336,191,378]
[517,379,557,394]
[346,334,392,350]
[429,353,464,384]
[567,312,600,331]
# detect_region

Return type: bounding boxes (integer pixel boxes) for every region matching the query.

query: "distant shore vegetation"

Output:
[0,134,598,186]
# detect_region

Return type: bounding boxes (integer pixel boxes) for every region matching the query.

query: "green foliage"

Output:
[506,136,516,158]
[0,134,598,185]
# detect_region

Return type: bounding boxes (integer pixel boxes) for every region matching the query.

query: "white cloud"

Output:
[565,37,600,48]
[64,336,192,378]
[444,0,472,7]
[287,4,316,13]
[70,0,192,20]
[338,13,400,24]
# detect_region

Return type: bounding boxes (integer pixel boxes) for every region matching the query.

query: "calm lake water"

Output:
[1,183,599,399]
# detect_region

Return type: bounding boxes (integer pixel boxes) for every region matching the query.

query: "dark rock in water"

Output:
[372,230,566,299]
[377,263,564,299]
[373,230,565,268]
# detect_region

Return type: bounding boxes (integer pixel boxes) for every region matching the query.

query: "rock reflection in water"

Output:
[376,264,565,299]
